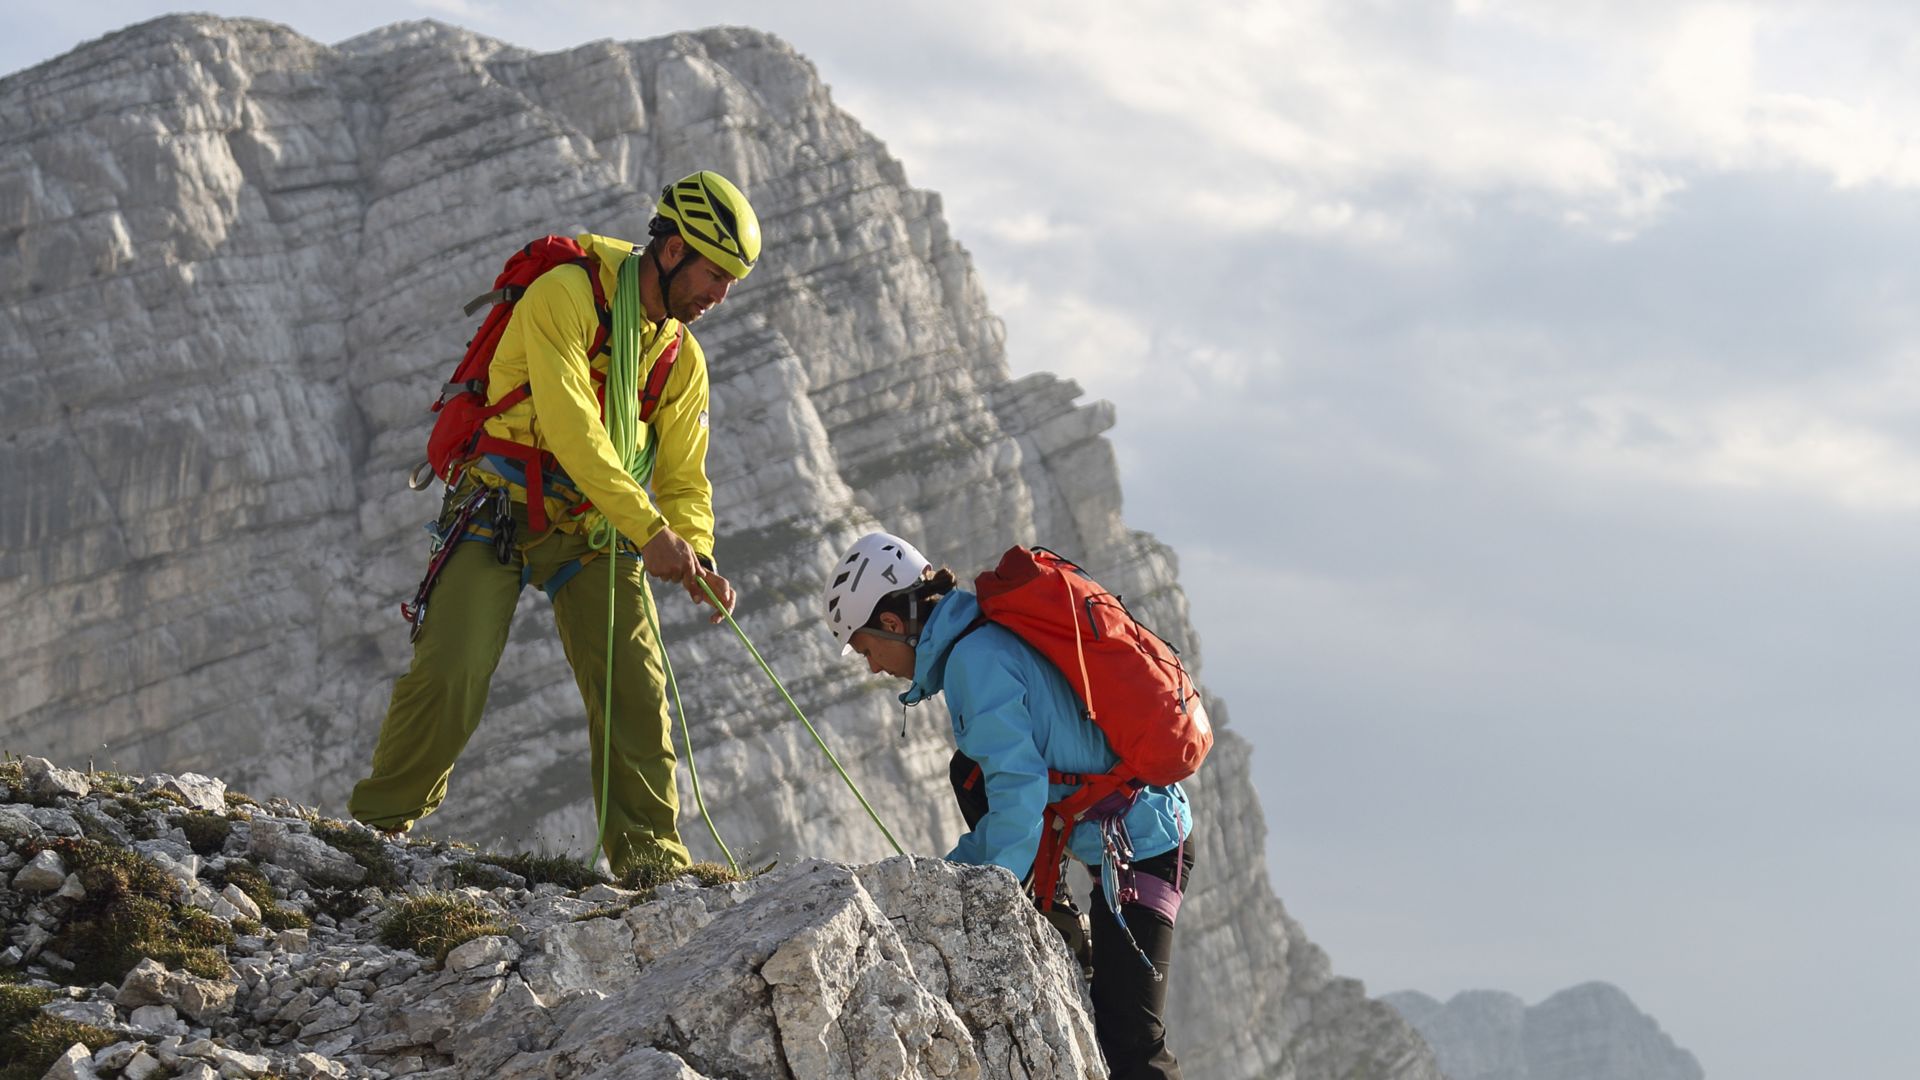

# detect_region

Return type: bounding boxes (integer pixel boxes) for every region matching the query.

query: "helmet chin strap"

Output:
[650,242,698,322]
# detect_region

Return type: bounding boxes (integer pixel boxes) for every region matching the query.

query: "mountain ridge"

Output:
[1384,982,1705,1080]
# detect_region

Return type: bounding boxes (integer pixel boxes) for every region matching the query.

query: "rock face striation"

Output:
[1383,985,1705,1080]
[0,16,1442,1079]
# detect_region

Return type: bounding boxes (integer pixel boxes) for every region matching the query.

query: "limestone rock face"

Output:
[1384,984,1705,1080]
[0,770,1097,1079]
[1,15,1440,1079]
[498,859,1099,1080]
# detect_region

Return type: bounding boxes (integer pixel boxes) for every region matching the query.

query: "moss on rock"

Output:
[377,894,504,965]
[33,838,233,986]
[0,984,114,1080]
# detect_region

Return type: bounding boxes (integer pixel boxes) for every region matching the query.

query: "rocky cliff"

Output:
[0,16,1441,1079]
[0,756,1103,1079]
[1383,985,1704,1080]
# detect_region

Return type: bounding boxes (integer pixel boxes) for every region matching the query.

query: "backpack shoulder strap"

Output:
[637,324,685,423]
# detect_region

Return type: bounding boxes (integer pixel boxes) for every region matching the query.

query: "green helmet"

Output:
[653,170,761,279]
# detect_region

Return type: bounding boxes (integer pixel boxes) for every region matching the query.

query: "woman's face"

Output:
[848,613,917,679]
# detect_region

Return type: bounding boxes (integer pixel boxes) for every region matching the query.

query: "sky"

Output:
[6,4,1917,1079]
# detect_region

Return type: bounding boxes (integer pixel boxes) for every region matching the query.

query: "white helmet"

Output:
[823,531,932,654]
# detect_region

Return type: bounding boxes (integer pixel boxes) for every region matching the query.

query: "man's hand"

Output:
[641,527,698,586]
[688,567,736,624]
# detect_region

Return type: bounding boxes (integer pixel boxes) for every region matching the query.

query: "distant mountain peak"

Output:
[1383,982,1704,1080]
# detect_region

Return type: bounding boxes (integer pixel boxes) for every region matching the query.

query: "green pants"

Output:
[349,495,689,876]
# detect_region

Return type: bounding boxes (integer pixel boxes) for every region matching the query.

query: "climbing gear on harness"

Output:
[489,492,517,564]
[649,171,761,280]
[823,532,933,653]
[1091,795,1163,977]
[398,485,500,641]
[410,234,683,532]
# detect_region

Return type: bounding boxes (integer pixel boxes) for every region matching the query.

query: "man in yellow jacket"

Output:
[349,171,758,875]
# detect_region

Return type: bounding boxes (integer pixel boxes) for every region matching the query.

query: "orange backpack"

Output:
[971,546,1212,908]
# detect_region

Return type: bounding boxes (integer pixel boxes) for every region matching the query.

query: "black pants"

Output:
[950,751,1190,1080]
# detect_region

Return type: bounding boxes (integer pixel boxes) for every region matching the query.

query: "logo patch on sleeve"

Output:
[698,409,709,429]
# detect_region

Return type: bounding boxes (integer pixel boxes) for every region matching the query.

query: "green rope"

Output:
[589,254,899,865]
[693,576,905,857]
[595,539,619,865]
[590,255,735,875]
[640,559,738,873]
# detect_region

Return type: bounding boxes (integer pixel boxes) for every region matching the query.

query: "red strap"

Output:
[471,434,552,533]
[580,257,612,360]
[1028,772,1133,912]
[639,328,681,423]
[478,384,531,420]
[585,328,681,419]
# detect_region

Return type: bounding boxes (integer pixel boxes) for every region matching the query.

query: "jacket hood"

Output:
[900,589,980,706]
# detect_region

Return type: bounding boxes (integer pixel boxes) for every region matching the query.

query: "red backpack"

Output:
[971,546,1213,907]
[415,235,680,532]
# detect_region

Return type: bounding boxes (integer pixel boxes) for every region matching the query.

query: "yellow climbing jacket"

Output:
[469,233,715,558]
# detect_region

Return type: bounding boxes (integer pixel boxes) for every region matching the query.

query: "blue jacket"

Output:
[901,588,1193,879]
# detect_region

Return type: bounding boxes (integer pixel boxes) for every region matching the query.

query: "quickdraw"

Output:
[1095,811,1162,979]
[398,485,510,641]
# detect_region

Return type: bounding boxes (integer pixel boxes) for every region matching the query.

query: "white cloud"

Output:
[841,0,1920,248]
[1649,5,1760,146]
[981,273,1151,387]
[1525,392,1920,511]
[977,211,1083,248]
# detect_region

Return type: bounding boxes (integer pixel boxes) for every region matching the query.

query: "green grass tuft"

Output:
[177,811,234,857]
[617,848,750,901]
[0,985,114,1080]
[88,773,137,795]
[475,851,610,891]
[34,838,234,986]
[682,861,750,888]
[0,985,54,1038]
[616,847,687,893]
[377,894,504,964]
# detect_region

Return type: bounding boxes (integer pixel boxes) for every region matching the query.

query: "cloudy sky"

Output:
[8,4,1917,1078]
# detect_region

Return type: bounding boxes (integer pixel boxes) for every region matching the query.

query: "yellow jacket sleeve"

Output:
[517,265,670,546]
[647,331,715,559]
